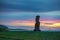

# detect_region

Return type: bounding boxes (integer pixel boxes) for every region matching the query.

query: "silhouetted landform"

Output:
[8,29,30,31]
[0,25,8,31]
[34,15,40,31]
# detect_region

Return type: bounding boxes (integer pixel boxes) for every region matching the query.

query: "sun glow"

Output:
[4,20,60,28]
[52,23,60,27]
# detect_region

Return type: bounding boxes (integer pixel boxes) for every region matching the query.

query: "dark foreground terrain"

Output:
[0,31,60,40]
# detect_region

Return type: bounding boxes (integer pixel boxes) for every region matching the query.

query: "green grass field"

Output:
[0,31,60,40]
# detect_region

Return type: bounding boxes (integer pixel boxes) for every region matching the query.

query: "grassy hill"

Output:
[0,31,60,40]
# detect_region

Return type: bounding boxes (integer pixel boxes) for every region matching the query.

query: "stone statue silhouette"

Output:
[34,15,40,31]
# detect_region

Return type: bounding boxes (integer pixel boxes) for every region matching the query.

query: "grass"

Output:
[0,31,60,40]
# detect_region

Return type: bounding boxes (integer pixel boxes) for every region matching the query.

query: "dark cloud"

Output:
[1,0,60,12]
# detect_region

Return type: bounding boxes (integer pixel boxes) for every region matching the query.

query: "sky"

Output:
[0,0,60,31]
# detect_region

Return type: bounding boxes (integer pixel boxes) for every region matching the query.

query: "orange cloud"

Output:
[1,20,60,31]
[3,20,60,28]
[52,23,60,27]
[9,20,35,27]
[40,20,60,27]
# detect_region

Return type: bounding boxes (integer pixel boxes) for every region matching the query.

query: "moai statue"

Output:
[34,15,40,31]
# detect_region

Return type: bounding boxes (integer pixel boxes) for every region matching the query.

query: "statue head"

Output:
[36,15,40,18]
[36,15,40,22]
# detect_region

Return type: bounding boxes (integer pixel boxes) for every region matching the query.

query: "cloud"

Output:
[1,11,60,21]
[1,0,60,12]
[1,19,60,27]
[0,19,60,31]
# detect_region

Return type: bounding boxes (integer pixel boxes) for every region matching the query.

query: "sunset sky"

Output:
[0,0,60,31]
